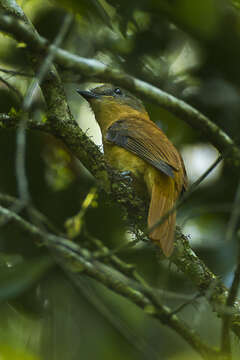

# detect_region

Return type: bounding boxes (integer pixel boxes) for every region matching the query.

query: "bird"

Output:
[77,84,187,257]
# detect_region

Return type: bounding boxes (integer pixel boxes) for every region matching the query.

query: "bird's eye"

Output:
[113,88,122,95]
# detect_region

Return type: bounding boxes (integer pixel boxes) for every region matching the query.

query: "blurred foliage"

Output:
[42,142,76,191]
[0,344,41,360]
[0,0,240,359]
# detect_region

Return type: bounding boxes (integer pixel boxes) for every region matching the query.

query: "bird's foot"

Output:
[119,170,133,185]
[110,170,134,198]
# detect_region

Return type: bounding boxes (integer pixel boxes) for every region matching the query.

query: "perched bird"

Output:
[77,84,187,257]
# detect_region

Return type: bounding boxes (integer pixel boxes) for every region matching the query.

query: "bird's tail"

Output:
[148,178,176,257]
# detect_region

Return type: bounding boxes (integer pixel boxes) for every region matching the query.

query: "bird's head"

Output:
[77,84,147,129]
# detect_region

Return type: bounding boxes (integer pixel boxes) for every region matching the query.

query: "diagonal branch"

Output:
[221,177,240,355]
[221,252,240,356]
[0,204,219,359]
[15,12,72,204]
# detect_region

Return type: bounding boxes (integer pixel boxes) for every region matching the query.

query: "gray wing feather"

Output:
[106,123,175,178]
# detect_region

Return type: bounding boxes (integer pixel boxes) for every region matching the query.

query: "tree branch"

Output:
[0,204,219,359]
[221,178,240,356]
[221,253,240,357]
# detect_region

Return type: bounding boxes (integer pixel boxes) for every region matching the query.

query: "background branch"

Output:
[221,178,240,355]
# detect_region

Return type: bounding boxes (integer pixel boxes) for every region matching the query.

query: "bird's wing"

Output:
[106,117,181,178]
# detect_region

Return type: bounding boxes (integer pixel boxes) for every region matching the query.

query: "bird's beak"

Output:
[76,89,99,101]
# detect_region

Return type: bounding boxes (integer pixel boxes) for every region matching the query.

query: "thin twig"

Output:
[0,75,23,102]
[16,13,73,204]
[221,178,240,355]
[171,293,202,316]
[0,192,62,235]
[221,232,240,355]
[221,252,240,356]
[0,67,32,77]
[226,178,240,243]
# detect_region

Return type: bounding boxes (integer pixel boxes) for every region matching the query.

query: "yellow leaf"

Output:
[17,42,27,48]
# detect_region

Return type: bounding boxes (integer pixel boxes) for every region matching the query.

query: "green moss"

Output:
[8,107,17,116]
[41,114,47,123]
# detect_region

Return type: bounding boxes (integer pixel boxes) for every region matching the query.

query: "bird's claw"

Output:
[120,170,133,185]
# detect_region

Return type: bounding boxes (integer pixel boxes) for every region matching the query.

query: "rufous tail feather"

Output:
[148,180,176,257]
